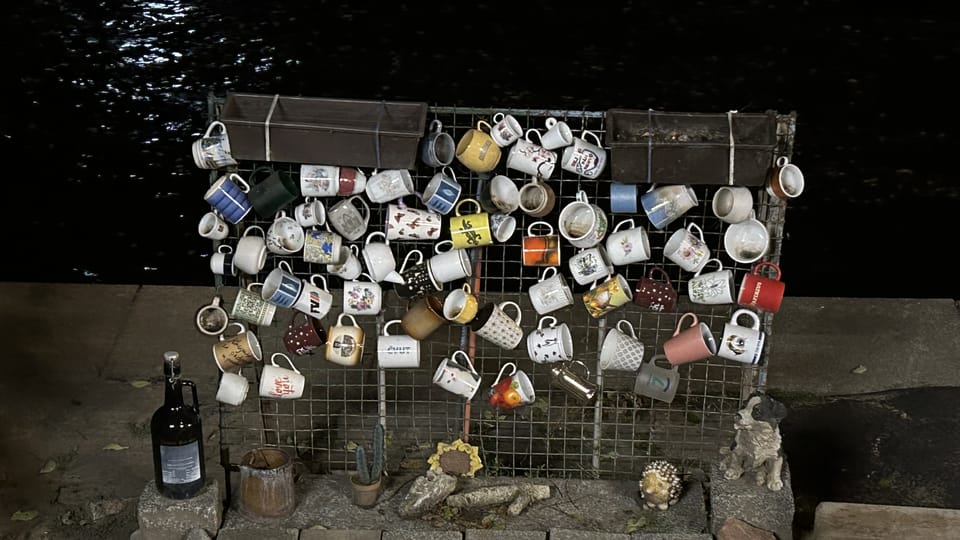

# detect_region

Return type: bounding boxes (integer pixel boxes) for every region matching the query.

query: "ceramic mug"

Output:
[449,199,493,249]
[216,369,249,406]
[712,186,754,224]
[609,182,639,214]
[213,322,262,373]
[738,261,785,313]
[506,130,557,179]
[204,173,252,225]
[560,130,606,179]
[568,246,612,285]
[294,198,326,228]
[456,120,501,173]
[196,296,229,336]
[443,283,480,325]
[634,355,680,404]
[385,203,443,241]
[283,311,327,356]
[192,121,237,169]
[522,221,561,267]
[265,211,305,256]
[526,316,574,364]
[299,164,341,197]
[198,211,230,240]
[633,266,677,312]
[421,166,462,215]
[723,210,769,265]
[395,250,442,299]
[259,353,305,399]
[717,309,765,365]
[362,231,404,284]
[490,112,524,147]
[433,351,482,399]
[365,169,416,204]
[231,283,276,327]
[261,260,303,309]
[471,301,524,350]
[420,119,456,167]
[487,362,536,409]
[582,274,633,318]
[303,226,344,265]
[377,319,420,369]
[540,117,574,150]
[342,274,383,316]
[604,219,651,266]
[641,184,699,230]
[326,245,363,280]
[688,258,734,305]
[291,274,334,320]
[479,175,521,214]
[664,222,711,273]
[234,225,267,275]
[528,267,574,315]
[400,294,447,341]
[517,177,556,218]
[327,195,370,241]
[599,320,645,371]
[428,240,473,284]
[210,245,236,276]
[767,156,805,199]
[558,190,607,248]
[325,313,365,367]
[663,312,718,366]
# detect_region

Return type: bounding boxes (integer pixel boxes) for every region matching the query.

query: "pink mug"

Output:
[663,312,717,366]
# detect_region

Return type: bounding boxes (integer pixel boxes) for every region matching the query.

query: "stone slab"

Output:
[215,527,300,540]
[812,501,960,539]
[632,535,713,540]
[382,531,463,540]
[299,529,382,540]
[465,529,547,540]
[549,529,629,540]
[709,463,794,540]
[767,297,960,395]
[136,479,222,540]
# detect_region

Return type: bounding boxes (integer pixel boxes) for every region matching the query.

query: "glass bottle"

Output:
[150,351,206,499]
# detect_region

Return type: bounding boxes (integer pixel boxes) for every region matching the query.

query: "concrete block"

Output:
[137,480,222,540]
[382,531,463,540]
[709,462,794,540]
[465,530,547,540]
[549,529,630,540]
[299,530,383,540]
[630,533,713,540]
[812,501,960,539]
[215,528,300,540]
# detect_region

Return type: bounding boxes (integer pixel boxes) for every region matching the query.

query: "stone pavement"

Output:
[1,283,958,539]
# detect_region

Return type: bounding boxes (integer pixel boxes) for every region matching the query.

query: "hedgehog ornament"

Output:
[639,460,683,510]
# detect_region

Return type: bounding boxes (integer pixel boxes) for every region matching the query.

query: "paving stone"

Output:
[136,480,221,540]
[632,535,713,540]
[812,501,960,539]
[382,531,463,540]
[465,529,547,540]
[549,529,630,540]
[709,462,794,540]
[215,527,300,539]
[299,530,382,540]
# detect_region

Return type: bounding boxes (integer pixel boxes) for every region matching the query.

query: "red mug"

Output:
[738,262,785,313]
[283,312,327,356]
[663,312,717,366]
[633,266,677,312]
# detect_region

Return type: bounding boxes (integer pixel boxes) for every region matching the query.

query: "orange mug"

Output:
[522,221,560,266]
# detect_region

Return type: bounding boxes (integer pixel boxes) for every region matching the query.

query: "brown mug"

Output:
[283,311,327,356]
[663,312,718,366]
[518,177,556,218]
[400,294,447,341]
[633,266,677,312]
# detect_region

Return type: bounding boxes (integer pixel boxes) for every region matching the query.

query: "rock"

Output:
[717,517,777,540]
[445,484,551,515]
[88,498,127,521]
[397,470,458,518]
[184,528,212,540]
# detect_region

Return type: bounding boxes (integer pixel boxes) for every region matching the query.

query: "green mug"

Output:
[247,166,299,218]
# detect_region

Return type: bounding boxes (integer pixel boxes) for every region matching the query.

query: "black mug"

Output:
[395,262,441,299]
[247,166,299,218]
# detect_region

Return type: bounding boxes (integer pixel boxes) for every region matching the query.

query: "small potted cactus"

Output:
[350,422,385,508]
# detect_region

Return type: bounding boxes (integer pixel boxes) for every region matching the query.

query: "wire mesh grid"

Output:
[204,96,796,481]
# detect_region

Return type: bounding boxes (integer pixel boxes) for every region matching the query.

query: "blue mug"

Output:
[204,173,252,224]
[610,183,638,214]
[261,261,303,309]
[421,166,462,215]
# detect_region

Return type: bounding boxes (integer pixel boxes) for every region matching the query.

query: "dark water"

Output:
[3,1,958,298]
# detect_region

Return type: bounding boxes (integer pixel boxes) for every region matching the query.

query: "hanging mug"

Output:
[325,313,365,367]
[488,362,536,410]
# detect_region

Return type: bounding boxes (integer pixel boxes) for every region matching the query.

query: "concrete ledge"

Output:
[382,531,463,540]
[299,530,382,540]
[549,529,629,539]
[709,463,794,540]
[136,479,222,540]
[811,501,960,539]
[215,527,300,539]
[465,530,546,540]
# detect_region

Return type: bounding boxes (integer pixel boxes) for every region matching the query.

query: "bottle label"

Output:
[160,442,202,484]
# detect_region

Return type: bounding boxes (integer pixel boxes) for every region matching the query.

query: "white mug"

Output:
[471,301,524,350]
[528,267,574,315]
[568,246,613,285]
[362,231,404,284]
[325,313,365,367]
[234,226,267,276]
[723,210,770,265]
[428,240,472,283]
[326,245,363,280]
[433,351,481,399]
[718,309,765,365]
[688,258,734,305]
[712,186,754,224]
[490,112,524,147]
[377,320,420,369]
[664,222,710,273]
[209,245,236,276]
[506,130,557,179]
[292,274,333,320]
[327,195,370,241]
[561,130,606,179]
[604,219,651,266]
[343,274,383,316]
[365,169,415,203]
[266,211,305,256]
[198,211,229,240]
[385,203,442,241]
[294,198,326,227]
[300,164,341,197]
[540,117,574,150]
[526,316,574,364]
[599,320,645,371]
[216,369,249,406]
[259,353,305,399]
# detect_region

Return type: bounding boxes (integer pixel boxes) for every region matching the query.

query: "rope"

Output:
[646,108,654,184]
[263,94,280,162]
[727,109,738,185]
[374,100,386,169]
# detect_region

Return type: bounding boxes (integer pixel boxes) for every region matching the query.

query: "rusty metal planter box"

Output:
[220,93,428,169]
[605,109,778,186]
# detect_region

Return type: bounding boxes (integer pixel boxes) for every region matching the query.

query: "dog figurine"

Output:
[718,392,787,491]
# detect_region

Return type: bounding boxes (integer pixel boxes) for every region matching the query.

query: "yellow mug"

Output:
[582,274,633,318]
[455,120,501,173]
[443,283,480,324]
[449,199,493,249]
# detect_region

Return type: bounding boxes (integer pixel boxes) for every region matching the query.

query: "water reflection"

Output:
[4,1,958,297]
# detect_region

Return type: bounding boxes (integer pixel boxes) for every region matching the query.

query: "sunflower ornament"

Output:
[427,438,483,477]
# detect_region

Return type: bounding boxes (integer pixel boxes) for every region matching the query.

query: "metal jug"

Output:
[549,361,597,405]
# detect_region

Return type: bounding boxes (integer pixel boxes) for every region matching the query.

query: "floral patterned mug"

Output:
[342,273,382,316]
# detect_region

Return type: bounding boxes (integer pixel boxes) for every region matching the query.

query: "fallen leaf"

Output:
[102,443,129,451]
[625,516,648,533]
[129,380,151,388]
[851,364,868,374]
[39,460,57,474]
[11,510,38,521]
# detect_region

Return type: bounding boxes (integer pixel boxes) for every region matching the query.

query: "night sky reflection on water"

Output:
[3,1,958,298]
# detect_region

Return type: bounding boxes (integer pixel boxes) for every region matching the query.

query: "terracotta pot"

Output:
[350,475,382,508]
